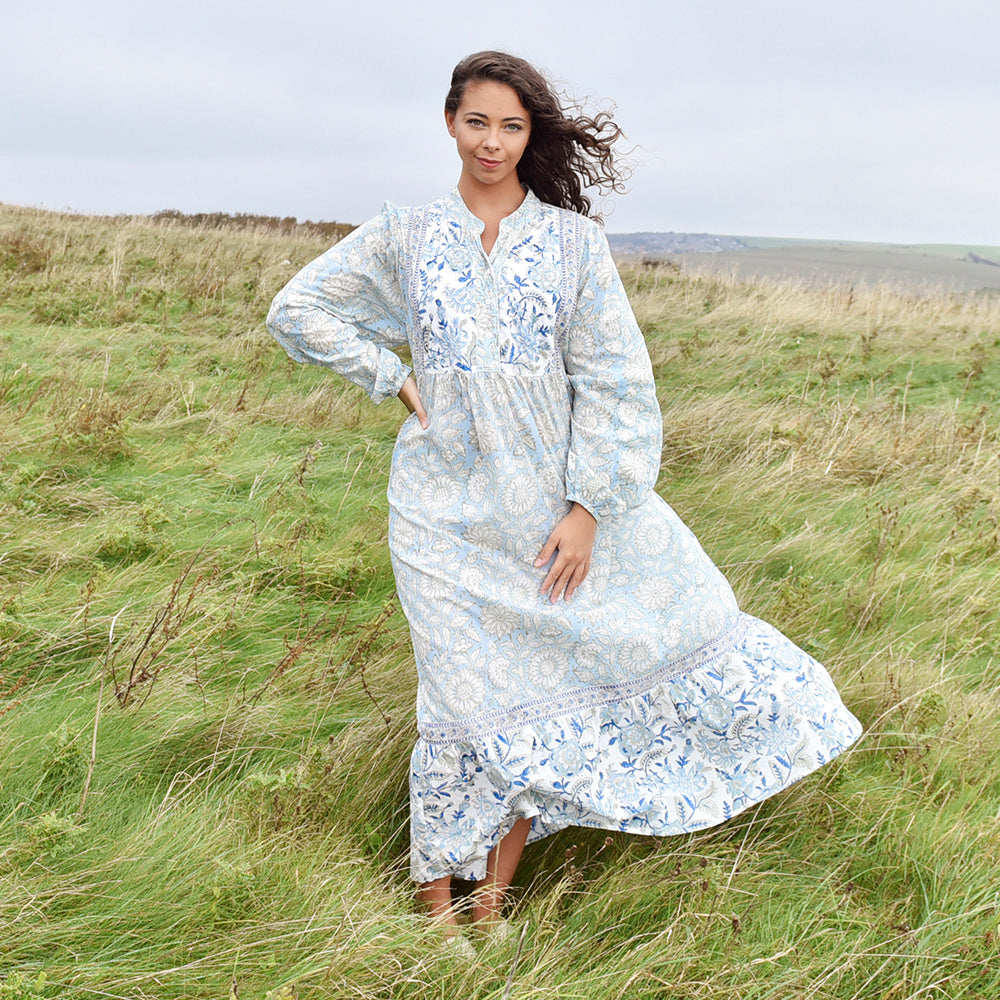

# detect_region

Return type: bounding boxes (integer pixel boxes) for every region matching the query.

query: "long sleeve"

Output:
[563,222,662,519]
[266,205,411,403]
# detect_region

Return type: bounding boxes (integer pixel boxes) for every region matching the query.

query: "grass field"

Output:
[2,202,1000,999]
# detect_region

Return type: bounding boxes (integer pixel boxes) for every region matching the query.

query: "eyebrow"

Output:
[463,111,529,122]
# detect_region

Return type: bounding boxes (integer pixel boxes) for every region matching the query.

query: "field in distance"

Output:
[608,232,1000,293]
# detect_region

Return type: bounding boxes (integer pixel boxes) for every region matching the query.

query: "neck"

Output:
[456,172,526,223]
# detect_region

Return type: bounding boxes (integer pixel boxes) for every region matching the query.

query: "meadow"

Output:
[2,202,1000,999]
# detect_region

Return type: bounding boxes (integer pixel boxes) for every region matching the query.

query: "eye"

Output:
[465,117,486,128]
[504,123,523,132]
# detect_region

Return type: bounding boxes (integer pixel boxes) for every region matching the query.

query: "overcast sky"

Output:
[2,0,998,243]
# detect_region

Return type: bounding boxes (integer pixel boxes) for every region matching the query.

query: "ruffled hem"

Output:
[408,613,862,882]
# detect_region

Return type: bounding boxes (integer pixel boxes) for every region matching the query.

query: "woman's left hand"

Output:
[534,503,597,602]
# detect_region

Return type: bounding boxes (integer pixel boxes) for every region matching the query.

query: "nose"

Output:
[481,127,501,151]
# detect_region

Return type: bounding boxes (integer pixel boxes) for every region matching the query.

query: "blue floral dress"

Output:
[267,188,862,883]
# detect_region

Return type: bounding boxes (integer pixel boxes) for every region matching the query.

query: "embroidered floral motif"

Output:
[267,189,863,885]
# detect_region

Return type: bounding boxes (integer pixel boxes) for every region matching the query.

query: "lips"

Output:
[477,157,502,169]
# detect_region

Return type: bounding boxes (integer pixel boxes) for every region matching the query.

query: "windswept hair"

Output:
[444,51,629,219]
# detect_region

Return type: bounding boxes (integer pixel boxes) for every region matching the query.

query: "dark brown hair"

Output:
[444,51,628,219]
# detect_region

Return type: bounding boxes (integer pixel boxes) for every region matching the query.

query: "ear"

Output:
[444,108,456,138]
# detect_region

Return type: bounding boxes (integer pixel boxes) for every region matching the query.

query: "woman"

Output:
[267,50,862,942]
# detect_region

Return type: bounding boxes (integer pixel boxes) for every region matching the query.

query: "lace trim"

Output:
[404,204,430,376]
[552,209,581,361]
[417,616,749,744]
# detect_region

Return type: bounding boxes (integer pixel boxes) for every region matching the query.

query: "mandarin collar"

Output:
[447,186,539,240]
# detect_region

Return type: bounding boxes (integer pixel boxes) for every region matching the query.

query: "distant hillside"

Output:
[967,251,1000,268]
[607,232,749,254]
[605,230,1000,292]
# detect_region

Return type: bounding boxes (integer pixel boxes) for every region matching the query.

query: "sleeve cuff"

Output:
[566,482,638,521]
[566,489,612,521]
[564,493,597,519]
[370,350,412,404]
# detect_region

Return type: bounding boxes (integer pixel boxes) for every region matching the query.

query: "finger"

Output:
[413,395,429,429]
[540,560,560,596]
[402,395,428,429]
[551,571,573,603]
[534,530,560,569]
[540,550,570,595]
[564,557,590,601]
[557,553,590,602]
[548,560,577,603]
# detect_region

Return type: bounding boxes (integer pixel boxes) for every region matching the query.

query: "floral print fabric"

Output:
[267,189,862,883]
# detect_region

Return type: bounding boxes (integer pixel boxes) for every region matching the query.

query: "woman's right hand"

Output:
[398,375,429,429]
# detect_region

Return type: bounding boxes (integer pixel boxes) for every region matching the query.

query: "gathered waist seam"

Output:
[417,366,568,380]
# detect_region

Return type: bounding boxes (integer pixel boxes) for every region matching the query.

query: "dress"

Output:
[267,188,863,883]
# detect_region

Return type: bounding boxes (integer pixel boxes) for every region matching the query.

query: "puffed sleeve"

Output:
[563,221,663,519]
[266,204,411,403]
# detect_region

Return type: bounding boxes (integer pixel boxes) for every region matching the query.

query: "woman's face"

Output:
[445,80,531,190]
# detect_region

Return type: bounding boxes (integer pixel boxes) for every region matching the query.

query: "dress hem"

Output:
[411,720,862,884]
[408,613,864,883]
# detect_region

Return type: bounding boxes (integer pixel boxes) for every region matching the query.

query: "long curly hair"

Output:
[444,51,629,219]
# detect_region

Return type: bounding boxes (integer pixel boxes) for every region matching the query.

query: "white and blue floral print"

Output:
[268,188,862,883]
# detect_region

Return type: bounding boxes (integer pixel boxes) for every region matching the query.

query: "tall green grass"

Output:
[1,204,999,999]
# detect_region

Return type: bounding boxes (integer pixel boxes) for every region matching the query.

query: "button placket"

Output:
[485,257,502,369]
[470,235,503,373]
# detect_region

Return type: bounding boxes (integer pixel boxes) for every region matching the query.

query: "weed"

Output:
[37,723,86,802]
[108,555,216,707]
[0,227,50,274]
[239,739,343,833]
[60,388,132,458]
[0,971,48,1000]
[18,810,84,859]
